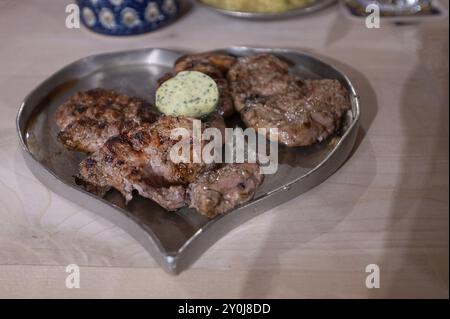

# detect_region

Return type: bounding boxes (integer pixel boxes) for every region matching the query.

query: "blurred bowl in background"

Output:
[197,0,336,20]
[77,0,179,36]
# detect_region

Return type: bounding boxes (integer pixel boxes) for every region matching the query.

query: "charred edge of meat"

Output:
[74,175,110,197]
[156,73,175,88]
[174,53,237,74]
[57,131,78,151]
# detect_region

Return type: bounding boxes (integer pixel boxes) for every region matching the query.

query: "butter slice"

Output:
[156,71,219,118]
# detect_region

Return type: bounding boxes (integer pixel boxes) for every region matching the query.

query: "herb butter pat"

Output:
[156,71,219,118]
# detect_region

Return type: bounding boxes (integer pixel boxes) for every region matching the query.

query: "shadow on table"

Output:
[379,23,449,298]
[240,54,379,298]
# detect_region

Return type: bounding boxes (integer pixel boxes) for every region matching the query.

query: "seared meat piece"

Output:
[159,53,237,117]
[174,53,237,77]
[228,54,351,147]
[78,116,225,211]
[187,163,263,218]
[57,117,122,154]
[55,89,158,153]
[227,54,295,111]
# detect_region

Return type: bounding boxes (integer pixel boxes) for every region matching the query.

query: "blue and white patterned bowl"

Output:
[77,0,179,36]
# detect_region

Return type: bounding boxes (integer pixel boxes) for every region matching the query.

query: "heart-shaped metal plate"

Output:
[16,47,360,274]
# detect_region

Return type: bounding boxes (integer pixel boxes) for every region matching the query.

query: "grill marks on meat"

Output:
[159,53,237,118]
[187,163,263,218]
[228,54,351,147]
[76,114,261,216]
[55,89,158,153]
[78,116,225,211]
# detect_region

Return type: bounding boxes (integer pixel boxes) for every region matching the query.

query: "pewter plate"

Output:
[197,0,337,20]
[16,47,360,274]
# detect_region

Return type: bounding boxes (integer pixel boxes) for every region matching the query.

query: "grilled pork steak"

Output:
[228,54,351,147]
[187,163,263,218]
[77,116,225,211]
[55,89,158,153]
[159,53,237,118]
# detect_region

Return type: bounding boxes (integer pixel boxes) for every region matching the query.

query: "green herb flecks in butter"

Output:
[156,71,219,118]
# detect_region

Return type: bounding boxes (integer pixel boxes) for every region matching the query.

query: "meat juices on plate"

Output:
[55,89,158,153]
[228,54,352,147]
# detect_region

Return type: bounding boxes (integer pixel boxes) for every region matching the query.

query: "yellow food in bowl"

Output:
[201,0,314,13]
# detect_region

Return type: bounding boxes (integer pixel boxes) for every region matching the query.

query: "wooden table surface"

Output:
[0,0,448,298]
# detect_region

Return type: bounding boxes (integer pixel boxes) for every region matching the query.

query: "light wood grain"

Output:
[0,0,448,298]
